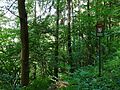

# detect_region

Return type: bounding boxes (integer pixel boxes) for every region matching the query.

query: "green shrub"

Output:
[22,77,50,90]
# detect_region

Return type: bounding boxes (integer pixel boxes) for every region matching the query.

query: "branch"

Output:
[1,0,19,18]
[6,7,20,18]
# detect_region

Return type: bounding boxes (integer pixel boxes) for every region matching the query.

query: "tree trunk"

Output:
[87,0,92,65]
[18,0,29,86]
[67,0,73,73]
[54,0,60,79]
[33,0,37,80]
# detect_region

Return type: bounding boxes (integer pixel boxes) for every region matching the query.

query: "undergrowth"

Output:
[60,56,120,90]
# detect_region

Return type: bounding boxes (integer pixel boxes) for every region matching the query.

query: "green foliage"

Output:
[0,28,21,90]
[22,77,50,90]
[0,0,120,89]
[60,57,120,90]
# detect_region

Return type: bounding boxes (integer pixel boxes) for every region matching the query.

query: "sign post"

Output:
[96,22,104,76]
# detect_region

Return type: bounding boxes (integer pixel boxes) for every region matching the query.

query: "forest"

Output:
[0,0,120,90]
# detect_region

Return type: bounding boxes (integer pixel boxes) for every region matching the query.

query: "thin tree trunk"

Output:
[54,0,60,78]
[87,0,92,65]
[77,0,83,66]
[108,1,112,54]
[33,0,37,80]
[67,0,73,73]
[18,0,29,86]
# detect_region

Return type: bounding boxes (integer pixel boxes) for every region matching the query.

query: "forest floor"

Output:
[23,53,120,90]
[59,55,120,90]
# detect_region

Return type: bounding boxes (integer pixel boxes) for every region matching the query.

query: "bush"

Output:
[22,77,50,90]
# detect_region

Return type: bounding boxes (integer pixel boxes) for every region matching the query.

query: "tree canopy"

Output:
[0,0,120,89]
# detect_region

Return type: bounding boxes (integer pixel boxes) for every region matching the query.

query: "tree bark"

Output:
[87,0,92,65]
[18,0,29,86]
[67,0,73,73]
[54,0,60,79]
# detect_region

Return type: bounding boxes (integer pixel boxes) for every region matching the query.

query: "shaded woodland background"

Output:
[0,0,120,89]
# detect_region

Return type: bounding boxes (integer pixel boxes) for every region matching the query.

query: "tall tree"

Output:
[87,0,92,65]
[33,0,37,80]
[18,0,29,86]
[67,0,73,72]
[54,0,60,78]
